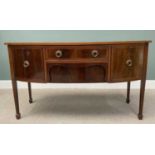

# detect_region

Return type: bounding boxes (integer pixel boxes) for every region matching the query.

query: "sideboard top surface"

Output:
[5,40,151,46]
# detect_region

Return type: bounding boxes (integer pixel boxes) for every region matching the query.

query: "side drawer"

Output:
[110,45,144,82]
[12,46,45,82]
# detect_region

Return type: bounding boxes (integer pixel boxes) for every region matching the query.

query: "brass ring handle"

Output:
[23,60,30,68]
[55,50,63,58]
[91,50,99,58]
[126,59,133,67]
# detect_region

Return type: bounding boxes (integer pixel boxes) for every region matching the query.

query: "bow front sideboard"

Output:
[5,41,151,120]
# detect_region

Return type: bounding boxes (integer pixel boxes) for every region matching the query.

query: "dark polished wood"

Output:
[12,46,45,82]
[110,45,144,82]
[47,63,107,83]
[6,41,151,120]
[126,81,131,104]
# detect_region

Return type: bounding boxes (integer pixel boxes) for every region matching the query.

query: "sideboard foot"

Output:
[138,113,143,120]
[126,98,130,104]
[29,99,33,104]
[16,113,21,119]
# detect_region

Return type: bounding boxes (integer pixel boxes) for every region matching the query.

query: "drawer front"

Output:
[45,46,75,59]
[47,64,107,83]
[12,47,45,82]
[45,46,109,61]
[77,46,109,60]
[110,45,144,82]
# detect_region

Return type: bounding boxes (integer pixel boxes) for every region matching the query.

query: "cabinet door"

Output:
[47,64,107,83]
[110,45,144,82]
[13,47,45,82]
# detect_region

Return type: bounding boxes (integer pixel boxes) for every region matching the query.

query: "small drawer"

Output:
[45,47,75,59]
[77,46,109,59]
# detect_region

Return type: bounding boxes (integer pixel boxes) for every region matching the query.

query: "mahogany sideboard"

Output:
[5,41,151,120]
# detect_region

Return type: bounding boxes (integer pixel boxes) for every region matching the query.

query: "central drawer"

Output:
[45,45,109,61]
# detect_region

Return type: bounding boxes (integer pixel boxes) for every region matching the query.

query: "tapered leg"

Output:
[138,79,146,120]
[12,80,21,119]
[126,81,131,104]
[28,82,33,103]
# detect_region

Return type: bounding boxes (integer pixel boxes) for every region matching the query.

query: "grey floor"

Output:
[0,89,154,124]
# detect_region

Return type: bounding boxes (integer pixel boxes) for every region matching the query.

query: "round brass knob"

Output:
[91,50,99,58]
[23,60,30,68]
[126,59,133,67]
[55,50,63,58]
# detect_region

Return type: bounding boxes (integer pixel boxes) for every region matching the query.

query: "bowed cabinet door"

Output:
[110,45,144,82]
[12,47,45,82]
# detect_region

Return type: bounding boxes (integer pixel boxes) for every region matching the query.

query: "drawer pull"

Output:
[55,50,63,58]
[91,50,99,58]
[23,60,30,68]
[126,59,132,67]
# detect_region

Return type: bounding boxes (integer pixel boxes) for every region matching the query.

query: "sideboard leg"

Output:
[12,80,21,119]
[126,81,130,104]
[138,79,146,120]
[28,82,33,104]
